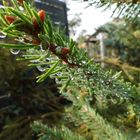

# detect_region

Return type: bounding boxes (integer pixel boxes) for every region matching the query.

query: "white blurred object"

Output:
[59,0,65,2]
[59,0,68,4]
[99,33,105,68]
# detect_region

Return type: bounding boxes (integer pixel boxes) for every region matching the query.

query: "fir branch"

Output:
[0,0,138,116]
[65,104,129,140]
[0,43,38,49]
[75,0,140,22]
[0,1,140,140]
[32,121,86,140]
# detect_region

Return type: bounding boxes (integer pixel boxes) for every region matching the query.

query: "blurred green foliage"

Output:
[0,48,69,140]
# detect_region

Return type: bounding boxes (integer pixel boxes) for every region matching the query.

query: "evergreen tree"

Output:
[0,0,140,140]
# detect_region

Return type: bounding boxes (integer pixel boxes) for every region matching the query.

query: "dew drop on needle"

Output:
[10,49,20,55]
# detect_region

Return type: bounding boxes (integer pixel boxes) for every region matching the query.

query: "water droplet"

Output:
[23,35,32,42]
[68,58,73,63]
[19,6,24,11]
[82,61,86,64]
[36,66,46,72]
[115,93,120,98]
[39,44,45,52]
[77,68,81,72]
[101,80,104,84]
[127,88,131,91]
[77,96,80,99]
[120,97,124,101]
[46,58,51,61]
[0,32,6,39]
[105,80,112,85]
[57,72,62,76]
[111,98,118,104]
[93,71,97,74]
[55,78,60,83]
[18,37,24,42]
[10,49,20,55]
[124,92,127,95]
[30,60,38,63]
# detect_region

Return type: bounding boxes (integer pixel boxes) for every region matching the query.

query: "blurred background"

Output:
[67,0,140,84]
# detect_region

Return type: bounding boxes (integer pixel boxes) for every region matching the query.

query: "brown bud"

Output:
[38,10,46,22]
[32,38,41,45]
[32,17,39,29]
[17,0,24,4]
[4,15,16,24]
[61,48,70,55]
